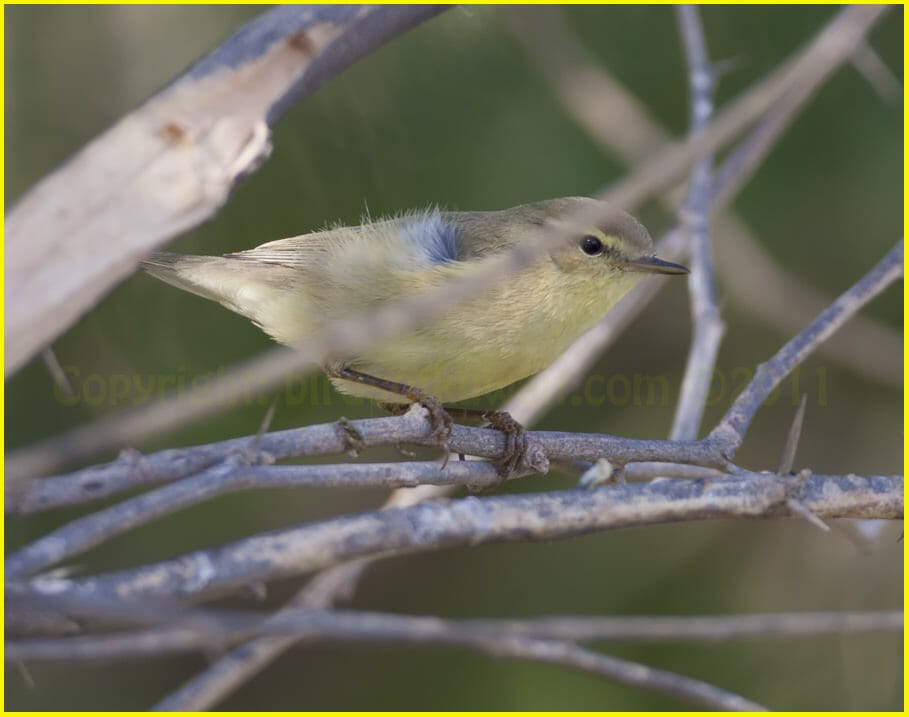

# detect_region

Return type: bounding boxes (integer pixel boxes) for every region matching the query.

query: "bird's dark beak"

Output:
[623,255,689,275]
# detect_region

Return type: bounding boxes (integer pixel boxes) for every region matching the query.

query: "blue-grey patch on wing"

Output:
[400,210,460,265]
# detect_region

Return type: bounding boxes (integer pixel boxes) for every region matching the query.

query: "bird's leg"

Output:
[326,367,453,451]
[333,365,527,485]
[445,407,528,485]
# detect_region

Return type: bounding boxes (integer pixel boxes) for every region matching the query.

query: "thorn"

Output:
[850,40,902,104]
[13,660,35,689]
[118,446,144,463]
[786,497,830,533]
[578,459,620,488]
[244,581,268,602]
[778,393,807,474]
[711,54,747,80]
[117,446,149,477]
[250,396,279,459]
[784,468,828,532]
[41,347,75,397]
[34,564,82,580]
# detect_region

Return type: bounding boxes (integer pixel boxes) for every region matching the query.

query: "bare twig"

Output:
[8,237,901,706]
[12,237,900,585]
[173,635,763,711]
[710,240,903,456]
[153,484,445,712]
[7,4,887,482]
[670,6,725,441]
[15,472,901,604]
[8,608,901,659]
[713,220,903,387]
[7,239,902,709]
[7,410,435,514]
[9,407,731,516]
[6,458,539,578]
[9,609,775,712]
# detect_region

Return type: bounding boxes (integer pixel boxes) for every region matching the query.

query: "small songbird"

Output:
[143,197,688,475]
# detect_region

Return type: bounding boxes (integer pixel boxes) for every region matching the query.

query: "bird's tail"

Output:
[141,252,303,338]
[141,252,242,305]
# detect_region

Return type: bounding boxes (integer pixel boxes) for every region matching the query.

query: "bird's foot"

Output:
[481,410,528,486]
[380,394,453,466]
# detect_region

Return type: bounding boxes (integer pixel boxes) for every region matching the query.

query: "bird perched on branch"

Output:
[143,197,688,478]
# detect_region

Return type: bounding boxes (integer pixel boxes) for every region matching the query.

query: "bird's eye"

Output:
[580,235,604,256]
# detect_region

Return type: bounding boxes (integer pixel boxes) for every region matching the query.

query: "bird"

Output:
[143,196,688,478]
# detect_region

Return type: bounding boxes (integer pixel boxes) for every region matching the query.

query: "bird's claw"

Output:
[482,410,528,487]
[408,391,453,466]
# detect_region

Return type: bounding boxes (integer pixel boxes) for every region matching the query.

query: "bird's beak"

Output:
[623,255,689,275]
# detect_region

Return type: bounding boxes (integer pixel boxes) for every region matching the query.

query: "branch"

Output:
[8,608,781,712]
[9,236,904,577]
[6,457,534,578]
[9,233,900,706]
[9,407,727,516]
[6,4,887,481]
[670,5,724,441]
[710,240,904,456]
[15,472,901,603]
[8,607,901,658]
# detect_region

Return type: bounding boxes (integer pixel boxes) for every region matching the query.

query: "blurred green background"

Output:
[5,4,903,711]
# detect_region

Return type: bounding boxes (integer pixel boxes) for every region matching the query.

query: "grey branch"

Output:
[8,607,795,712]
[710,240,904,456]
[8,607,901,659]
[9,408,727,516]
[10,230,903,521]
[5,5,449,376]
[15,472,902,603]
[671,5,725,441]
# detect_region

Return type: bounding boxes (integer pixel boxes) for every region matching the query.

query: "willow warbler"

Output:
[143,197,687,474]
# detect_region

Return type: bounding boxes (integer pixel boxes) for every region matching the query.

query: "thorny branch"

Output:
[13,471,902,604]
[670,6,725,442]
[710,240,903,455]
[5,6,901,712]
[6,229,903,577]
[8,607,789,712]
[8,607,902,660]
